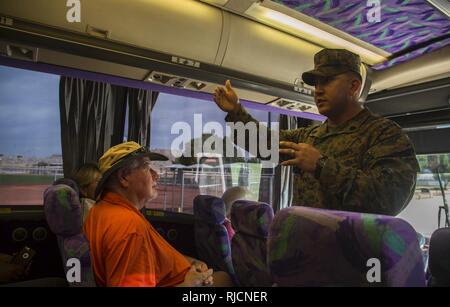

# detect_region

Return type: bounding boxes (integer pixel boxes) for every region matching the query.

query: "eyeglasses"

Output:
[143,161,159,180]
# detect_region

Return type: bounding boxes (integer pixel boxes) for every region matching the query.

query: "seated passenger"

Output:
[71,163,101,223]
[84,141,232,287]
[221,186,249,240]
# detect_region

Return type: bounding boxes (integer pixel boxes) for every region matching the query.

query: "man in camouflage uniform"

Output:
[213,49,419,216]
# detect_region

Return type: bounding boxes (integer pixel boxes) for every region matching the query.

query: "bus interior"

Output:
[0,0,449,287]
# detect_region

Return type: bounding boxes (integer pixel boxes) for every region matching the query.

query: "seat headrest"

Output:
[44,184,82,237]
[231,200,274,238]
[193,195,226,224]
[268,206,425,286]
[429,227,450,283]
[53,178,80,195]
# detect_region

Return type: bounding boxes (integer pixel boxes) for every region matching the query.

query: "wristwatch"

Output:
[314,155,328,180]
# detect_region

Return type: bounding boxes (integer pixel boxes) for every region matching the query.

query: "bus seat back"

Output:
[43,181,95,287]
[268,206,426,287]
[193,195,236,283]
[428,227,450,286]
[231,200,274,286]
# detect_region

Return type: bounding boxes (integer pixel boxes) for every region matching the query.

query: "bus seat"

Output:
[43,181,96,287]
[428,227,450,286]
[268,206,426,287]
[230,200,274,286]
[193,195,237,284]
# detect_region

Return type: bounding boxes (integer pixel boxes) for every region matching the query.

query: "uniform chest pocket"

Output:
[328,138,366,168]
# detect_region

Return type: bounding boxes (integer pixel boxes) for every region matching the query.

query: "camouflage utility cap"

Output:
[302,49,362,86]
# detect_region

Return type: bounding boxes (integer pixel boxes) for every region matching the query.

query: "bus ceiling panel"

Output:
[0,0,324,118]
[0,0,322,90]
[222,13,322,87]
[271,0,450,70]
[0,25,309,103]
[406,128,450,155]
[0,6,324,101]
[210,0,389,65]
[0,0,223,64]
[366,77,450,116]
[390,71,450,90]
[370,45,450,93]
[39,48,150,81]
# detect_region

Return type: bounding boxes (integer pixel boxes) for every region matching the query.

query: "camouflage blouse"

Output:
[225,105,420,216]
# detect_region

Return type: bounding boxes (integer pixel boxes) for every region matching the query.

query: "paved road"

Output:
[398,192,449,237]
[0,184,48,205]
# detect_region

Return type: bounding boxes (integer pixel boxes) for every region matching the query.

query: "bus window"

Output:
[149,93,276,213]
[398,153,450,237]
[0,66,61,206]
[230,108,274,203]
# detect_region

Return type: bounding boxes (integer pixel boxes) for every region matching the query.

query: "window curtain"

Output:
[127,89,159,148]
[59,77,127,177]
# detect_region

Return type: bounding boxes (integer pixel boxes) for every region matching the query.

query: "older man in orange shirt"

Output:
[84,141,229,287]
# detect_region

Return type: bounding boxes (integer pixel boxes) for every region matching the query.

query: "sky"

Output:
[0,65,269,158]
[0,66,61,158]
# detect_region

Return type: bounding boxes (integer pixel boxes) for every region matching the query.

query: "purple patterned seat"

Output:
[193,195,237,284]
[428,228,450,286]
[231,200,274,286]
[268,207,426,287]
[43,181,95,287]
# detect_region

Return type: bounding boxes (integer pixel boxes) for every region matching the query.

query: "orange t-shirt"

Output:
[83,192,191,287]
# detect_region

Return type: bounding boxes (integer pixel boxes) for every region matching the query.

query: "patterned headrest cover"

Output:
[44,184,82,237]
[231,200,274,238]
[53,178,80,195]
[63,234,91,264]
[269,206,425,286]
[193,195,226,224]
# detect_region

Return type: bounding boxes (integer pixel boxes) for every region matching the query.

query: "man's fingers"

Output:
[203,276,213,286]
[189,265,197,273]
[279,141,300,150]
[225,79,232,91]
[199,263,208,272]
[281,159,298,166]
[279,149,296,156]
[202,269,213,279]
[193,262,208,272]
[214,87,225,94]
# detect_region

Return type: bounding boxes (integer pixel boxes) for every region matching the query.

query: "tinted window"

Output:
[0,66,61,206]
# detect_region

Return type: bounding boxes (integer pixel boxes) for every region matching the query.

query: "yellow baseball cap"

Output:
[95,141,168,198]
